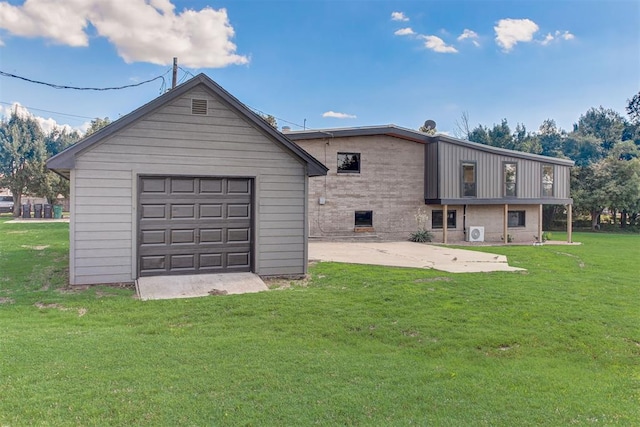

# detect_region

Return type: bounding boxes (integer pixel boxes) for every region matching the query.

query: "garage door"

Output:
[138,176,252,277]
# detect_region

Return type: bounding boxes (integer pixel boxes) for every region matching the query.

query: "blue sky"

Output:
[0,0,638,136]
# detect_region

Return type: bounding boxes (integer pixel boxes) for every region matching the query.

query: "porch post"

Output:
[567,204,573,243]
[538,204,543,243]
[443,204,448,244]
[503,204,509,244]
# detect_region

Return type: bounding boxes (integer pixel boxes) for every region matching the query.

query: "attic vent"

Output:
[191,99,208,115]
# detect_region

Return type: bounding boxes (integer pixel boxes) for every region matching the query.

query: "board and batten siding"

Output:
[70,87,307,285]
[436,141,571,201]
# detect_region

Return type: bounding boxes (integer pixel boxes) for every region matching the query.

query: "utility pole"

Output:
[172,57,178,89]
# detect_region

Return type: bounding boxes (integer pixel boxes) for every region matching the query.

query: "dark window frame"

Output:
[508,210,526,227]
[337,152,361,174]
[461,161,477,197]
[542,164,554,198]
[355,210,373,227]
[432,210,457,229]
[503,162,517,198]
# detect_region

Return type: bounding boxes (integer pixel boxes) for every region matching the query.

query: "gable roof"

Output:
[286,125,575,167]
[47,73,328,178]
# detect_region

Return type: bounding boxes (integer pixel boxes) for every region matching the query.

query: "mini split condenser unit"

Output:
[467,226,485,242]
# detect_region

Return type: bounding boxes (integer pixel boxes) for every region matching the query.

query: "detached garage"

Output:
[47,74,327,286]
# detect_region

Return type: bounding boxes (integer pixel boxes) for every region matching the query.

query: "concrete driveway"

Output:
[309,241,524,273]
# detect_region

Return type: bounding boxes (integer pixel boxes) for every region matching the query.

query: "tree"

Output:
[512,123,542,154]
[0,111,47,216]
[41,128,81,204]
[258,114,278,129]
[453,111,471,139]
[85,117,111,136]
[486,119,512,149]
[562,133,603,167]
[571,161,612,230]
[468,119,541,154]
[468,124,490,145]
[627,91,640,125]
[604,142,640,227]
[574,106,626,152]
[538,119,565,157]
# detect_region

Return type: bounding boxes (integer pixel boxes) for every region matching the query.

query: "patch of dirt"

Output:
[21,245,50,250]
[6,230,29,234]
[414,277,452,283]
[208,289,228,296]
[34,302,88,317]
[0,297,15,304]
[58,282,135,294]
[264,274,311,290]
[94,290,118,298]
[35,302,63,309]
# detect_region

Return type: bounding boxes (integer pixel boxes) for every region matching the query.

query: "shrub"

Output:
[409,229,433,243]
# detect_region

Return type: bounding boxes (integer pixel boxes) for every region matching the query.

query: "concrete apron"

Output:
[309,241,525,273]
[136,272,268,301]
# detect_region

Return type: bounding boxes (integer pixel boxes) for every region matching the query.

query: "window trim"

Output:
[461,161,477,198]
[503,161,517,198]
[541,164,555,198]
[507,210,526,228]
[431,210,457,229]
[337,152,361,174]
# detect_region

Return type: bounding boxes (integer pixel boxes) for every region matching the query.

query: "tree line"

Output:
[0,112,109,216]
[453,93,640,230]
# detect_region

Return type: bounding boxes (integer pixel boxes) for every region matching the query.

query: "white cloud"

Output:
[391,11,409,22]
[560,30,575,40]
[394,27,415,36]
[540,30,576,46]
[0,0,248,68]
[541,32,555,46]
[420,35,458,53]
[457,29,480,47]
[322,111,357,119]
[494,18,539,52]
[0,102,84,134]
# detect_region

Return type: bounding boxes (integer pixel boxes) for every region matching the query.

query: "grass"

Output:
[0,214,638,425]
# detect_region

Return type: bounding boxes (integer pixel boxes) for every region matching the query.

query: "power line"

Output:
[0,69,171,91]
[0,101,95,120]
[178,66,196,79]
[2,67,316,131]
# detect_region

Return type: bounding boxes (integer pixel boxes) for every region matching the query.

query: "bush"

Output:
[409,229,433,243]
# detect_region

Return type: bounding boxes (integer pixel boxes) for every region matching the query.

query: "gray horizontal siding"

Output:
[71,85,308,284]
[259,266,305,276]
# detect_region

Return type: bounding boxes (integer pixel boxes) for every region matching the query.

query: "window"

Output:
[503,162,517,197]
[355,210,373,227]
[508,210,526,227]
[461,162,477,197]
[337,153,360,173]
[542,165,554,197]
[432,210,457,229]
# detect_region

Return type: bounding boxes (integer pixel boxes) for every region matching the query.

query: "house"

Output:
[286,125,574,244]
[47,74,327,286]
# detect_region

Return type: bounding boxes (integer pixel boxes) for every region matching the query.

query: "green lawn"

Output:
[0,215,638,425]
